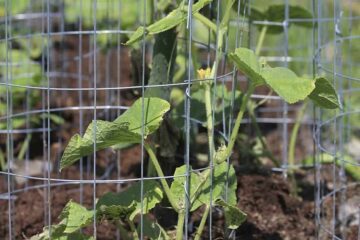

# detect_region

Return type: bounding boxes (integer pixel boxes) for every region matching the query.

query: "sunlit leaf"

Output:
[260,67,315,104]
[228,47,265,86]
[60,98,170,170]
[60,201,94,234]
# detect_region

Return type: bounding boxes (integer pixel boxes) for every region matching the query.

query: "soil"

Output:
[0,162,322,240]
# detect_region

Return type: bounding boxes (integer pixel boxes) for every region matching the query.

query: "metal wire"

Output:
[1,0,355,239]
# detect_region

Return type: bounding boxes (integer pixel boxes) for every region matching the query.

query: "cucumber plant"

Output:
[30,0,339,239]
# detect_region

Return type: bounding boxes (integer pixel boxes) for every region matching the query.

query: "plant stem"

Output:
[288,101,308,172]
[193,12,217,33]
[176,211,185,240]
[17,133,32,161]
[216,85,255,163]
[0,148,5,170]
[194,205,210,240]
[205,83,214,160]
[127,219,139,240]
[144,143,180,212]
[255,25,268,56]
[248,103,280,167]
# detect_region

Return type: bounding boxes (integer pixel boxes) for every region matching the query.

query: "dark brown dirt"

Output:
[1,167,318,240]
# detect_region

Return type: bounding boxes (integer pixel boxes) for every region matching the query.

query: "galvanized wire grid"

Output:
[0,0,348,239]
[314,0,360,239]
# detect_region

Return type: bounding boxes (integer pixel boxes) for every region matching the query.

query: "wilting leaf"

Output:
[215,199,247,229]
[60,98,170,170]
[309,77,340,109]
[96,180,163,221]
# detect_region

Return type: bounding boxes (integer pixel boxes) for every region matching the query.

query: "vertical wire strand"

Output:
[92,0,98,237]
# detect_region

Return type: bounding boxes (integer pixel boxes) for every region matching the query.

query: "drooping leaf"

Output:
[309,77,340,109]
[215,199,247,229]
[60,97,170,170]
[228,47,265,86]
[59,201,94,234]
[96,180,163,221]
[229,48,317,104]
[137,215,170,240]
[260,67,315,104]
[125,0,212,45]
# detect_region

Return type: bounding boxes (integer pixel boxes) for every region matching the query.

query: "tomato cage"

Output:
[314,0,360,239]
[0,0,357,239]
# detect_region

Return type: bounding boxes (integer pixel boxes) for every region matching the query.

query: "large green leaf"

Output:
[215,199,247,229]
[228,47,265,86]
[309,77,340,109]
[60,97,170,170]
[125,0,212,45]
[260,67,315,104]
[96,180,163,221]
[59,201,94,234]
[229,48,317,104]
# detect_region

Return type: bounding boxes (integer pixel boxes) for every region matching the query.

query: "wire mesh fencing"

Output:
[0,0,358,239]
[314,0,360,239]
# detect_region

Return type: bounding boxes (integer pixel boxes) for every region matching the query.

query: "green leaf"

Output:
[195,162,237,209]
[59,201,94,234]
[265,5,314,34]
[309,77,340,109]
[125,0,212,45]
[137,215,170,240]
[60,97,170,170]
[215,199,247,229]
[228,47,265,86]
[114,97,171,135]
[96,180,163,221]
[260,67,315,104]
[30,221,94,240]
[170,165,205,211]
[229,48,318,104]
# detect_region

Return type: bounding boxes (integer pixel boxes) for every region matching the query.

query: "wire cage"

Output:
[314,0,360,239]
[0,0,357,239]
